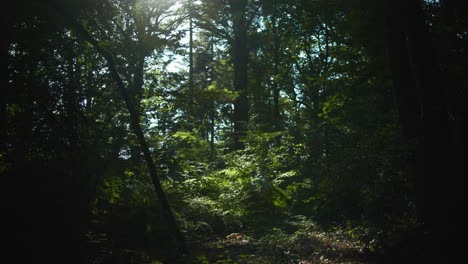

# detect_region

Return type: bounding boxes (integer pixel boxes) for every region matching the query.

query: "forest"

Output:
[2,0,467,263]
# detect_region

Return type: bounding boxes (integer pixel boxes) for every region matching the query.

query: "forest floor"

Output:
[193,235,368,263]
[175,225,374,264]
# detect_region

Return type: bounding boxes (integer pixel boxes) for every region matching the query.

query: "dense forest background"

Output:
[2,0,467,263]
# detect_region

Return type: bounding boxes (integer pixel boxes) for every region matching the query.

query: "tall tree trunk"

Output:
[229,0,249,150]
[321,15,331,164]
[188,0,195,128]
[210,35,216,152]
[390,0,448,227]
[271,15,281,131]
[0,8,11,154]
[63,43,96,263]
[386,0,463,260]
[129,56,145,171]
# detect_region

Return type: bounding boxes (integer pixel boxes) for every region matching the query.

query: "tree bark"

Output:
[229,0,249,150]
[0,7,11,153]
[187,0,195,128]
[385,0,464,260]
[209,35,217,153]
[271,15,282,131]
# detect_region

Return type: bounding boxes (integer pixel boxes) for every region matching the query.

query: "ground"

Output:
[157,225,375,264]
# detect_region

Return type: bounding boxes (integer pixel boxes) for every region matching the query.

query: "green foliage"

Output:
[5,0,443,261]
[203,82,239,102]
[161,131,306,236]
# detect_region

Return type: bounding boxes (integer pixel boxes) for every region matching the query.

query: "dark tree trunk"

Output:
[129,57,145,170]
[189,0,194,127]
[0,35,7,147]
[322,21,330,160]
[386,0,465,261]
[271,15,282,131]
[209,35,216,151]
[229,0,249,150]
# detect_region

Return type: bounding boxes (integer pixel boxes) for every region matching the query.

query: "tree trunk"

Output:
[129,56,145,171]
[229,0,249,150]
[0,10,11,153]
[188,0,195,128]
[271,15,282,131]
[210,35,216,152]
[386,0,464,260]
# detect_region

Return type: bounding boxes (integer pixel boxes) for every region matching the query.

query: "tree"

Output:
[55,0,188,255]
[229,0,249,149]
[385,0,467,260]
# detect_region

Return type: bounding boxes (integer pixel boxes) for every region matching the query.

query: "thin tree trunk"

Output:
[0,13,11,153]
[210,35,216,152]
[322,17,330,162]
[211,100,215,147]
[271,15,281,131]
[188,0,194,128]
